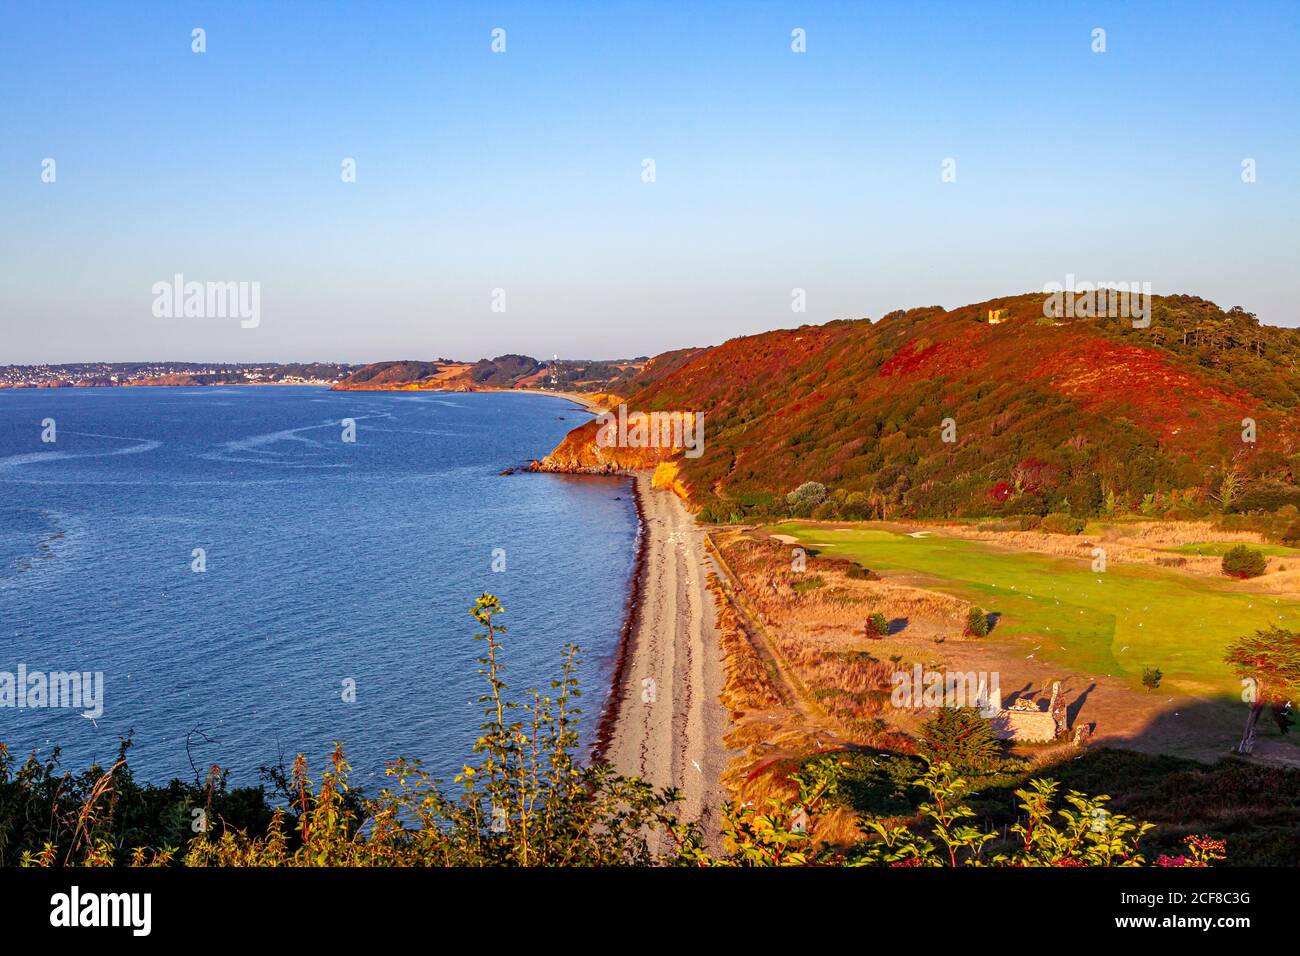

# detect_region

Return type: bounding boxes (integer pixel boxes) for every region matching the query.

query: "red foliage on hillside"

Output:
[541,292,1300,519]
[1026,339,1253,452]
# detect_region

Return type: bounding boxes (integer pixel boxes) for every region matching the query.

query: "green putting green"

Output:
[771,522,1300,698]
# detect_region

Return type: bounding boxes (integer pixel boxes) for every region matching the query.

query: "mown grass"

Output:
[771,522,1300,697]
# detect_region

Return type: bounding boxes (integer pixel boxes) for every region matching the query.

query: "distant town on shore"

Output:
[0,355,648,391]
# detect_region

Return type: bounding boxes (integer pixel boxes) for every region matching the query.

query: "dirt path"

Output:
[604,474,731,845]
[706,533,829,723]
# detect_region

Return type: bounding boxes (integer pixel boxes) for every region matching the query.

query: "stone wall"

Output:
[991,709,1058,743]
[990,681,1070,743]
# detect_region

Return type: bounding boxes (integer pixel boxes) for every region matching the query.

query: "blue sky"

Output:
[1,0,1297,363]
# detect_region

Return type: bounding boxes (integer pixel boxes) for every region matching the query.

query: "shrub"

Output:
[1222,544,1267,579]
[963,608,989,637]
[1040,512,1086,535]
[1282,522,1300,546]
[866,613,890,637]
[842,491,872,519]
[810,501,837,520]
[696,500,732,524]
[915,708,1002,773]
[786,481,829,516]
[1142,666,1163,691]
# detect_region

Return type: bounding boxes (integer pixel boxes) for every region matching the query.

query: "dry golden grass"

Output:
[1241,566,1300,593]
[707,531,961,844]
[708,570,782,714]
[1104,521,1265,547]
[715,721,873,847]
[720,537,967,731]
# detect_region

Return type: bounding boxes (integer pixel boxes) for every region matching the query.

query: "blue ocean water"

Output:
[0,386,636,790]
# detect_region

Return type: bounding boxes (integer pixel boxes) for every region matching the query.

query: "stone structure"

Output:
[988,681,1069,743]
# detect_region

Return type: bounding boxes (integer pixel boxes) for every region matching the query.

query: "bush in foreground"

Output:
[6,594,1224,868]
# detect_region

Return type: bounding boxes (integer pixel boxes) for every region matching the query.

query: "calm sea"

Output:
[0,386,636,790]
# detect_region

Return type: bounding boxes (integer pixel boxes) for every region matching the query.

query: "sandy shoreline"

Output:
[598,473,730,845]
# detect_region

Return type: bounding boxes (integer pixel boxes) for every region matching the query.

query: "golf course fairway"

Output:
[771,522,1300,698]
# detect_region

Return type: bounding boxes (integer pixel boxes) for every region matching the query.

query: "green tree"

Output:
[1224,626,1300,755]
[786,481,829,516]
[915,708,1001,772]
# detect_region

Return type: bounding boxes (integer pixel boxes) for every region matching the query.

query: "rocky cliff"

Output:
[530,418,684,475]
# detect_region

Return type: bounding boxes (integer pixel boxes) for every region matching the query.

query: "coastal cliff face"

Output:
[530,418,684,476]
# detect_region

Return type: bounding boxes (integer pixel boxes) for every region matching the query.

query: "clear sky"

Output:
[2,0,1297,364]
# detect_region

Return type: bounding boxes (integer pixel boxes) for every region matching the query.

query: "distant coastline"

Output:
[0,362,356,389]
[1,354,642,399]
[0,381,342,389]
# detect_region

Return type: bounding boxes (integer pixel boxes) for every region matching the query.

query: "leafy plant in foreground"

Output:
[7,594,1221,868]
